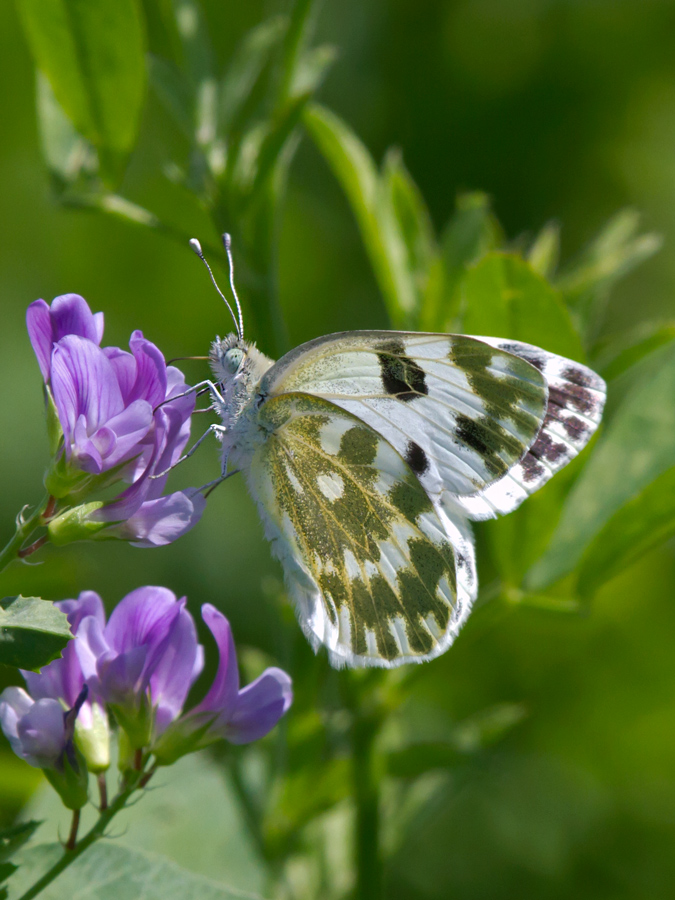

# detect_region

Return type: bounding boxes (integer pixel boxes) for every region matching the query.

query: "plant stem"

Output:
[97,774,108,811]
[352,711,382,900]
[17,770,151,900]
[0,496,52,574]
[65,810,80,852]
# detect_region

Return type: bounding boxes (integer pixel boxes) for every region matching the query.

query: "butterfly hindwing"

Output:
[260,331,552,508]
[247,393,476,668]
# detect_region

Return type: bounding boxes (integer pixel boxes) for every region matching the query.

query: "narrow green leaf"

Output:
[148,55,193,138]
[17,0,146,177]
[383,148,438,308]
[171,0,214,87]
[419,192,501,331]
[0,597,71,672]
[556,209,662,339]
[220,17,286,132]
[304,103,417,325]
[527,341,675,589]
[291,44,337,99]
[460,252,585,361]
[36,73,96,188]
[10,842,264,900]
[593,321,675,382]
[528,221,560,278]
[578,467,675,597]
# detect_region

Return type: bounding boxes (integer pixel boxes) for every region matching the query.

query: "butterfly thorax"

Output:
[210,334,275,468]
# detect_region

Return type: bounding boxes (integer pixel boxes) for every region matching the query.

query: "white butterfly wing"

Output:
[246,394,476,668]
[260,331,605,519]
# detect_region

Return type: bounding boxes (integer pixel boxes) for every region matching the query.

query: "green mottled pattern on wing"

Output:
[260,331,548,495]
[252,394,457,663]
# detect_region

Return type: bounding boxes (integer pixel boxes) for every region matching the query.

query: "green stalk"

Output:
[0,495,52,574]
[16,771,149,900]
[352,711,382,900]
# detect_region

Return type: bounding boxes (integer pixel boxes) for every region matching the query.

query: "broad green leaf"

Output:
[383,148,437,302]
[527,341,675,589]
[8,843,265,900]
[460,252,585,361]
[420,192,501,331]
[556,209,662,339]
[0,597,71,671]
[578,467,675,597]
[17,0,146,178]
[36,73,96,188]
[528,221,560,278]
[304,103,417,326]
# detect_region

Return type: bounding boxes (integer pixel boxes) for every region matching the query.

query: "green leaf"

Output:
[578,466,675,597]
[304,103,417,326]
[460,252,585,361]
[528,221,560,278]
[593,321,675,383]
[148,55,193,138]
[420,192,501,331]
[171,0,214,88]
[36,73,97,189]
[8,843,265,900]
[556,209,662,339]
[387,703,527,778]
[17,0,146,180]
[0,597,71,671]
[383,148,437,303]
[220,17,286,133]
[527,341,675,589]
[0,822,40,865]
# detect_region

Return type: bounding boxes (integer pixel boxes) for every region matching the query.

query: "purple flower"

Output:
[28,294,205,548]
[73,586,292,760]
[0,688,66,769]
[154,605,293,764]
[27,294,104,383]
[21,592,110,772]
[75,587,204,747]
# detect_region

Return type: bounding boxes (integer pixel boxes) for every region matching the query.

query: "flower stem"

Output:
[0,496,52,574]
[97,774,108,811]
[17,769,152,900]
[65,810,80,852]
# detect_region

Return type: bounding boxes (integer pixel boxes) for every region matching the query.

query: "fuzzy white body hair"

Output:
[209,334,275,470]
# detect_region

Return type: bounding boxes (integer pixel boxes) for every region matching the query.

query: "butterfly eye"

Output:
[224,348,244,373]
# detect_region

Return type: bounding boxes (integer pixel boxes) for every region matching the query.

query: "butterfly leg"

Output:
[149,423,227,479]
[154,379,226,412]
[197,467,240,498]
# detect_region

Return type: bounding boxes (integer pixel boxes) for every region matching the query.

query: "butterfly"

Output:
[192,239,606,669]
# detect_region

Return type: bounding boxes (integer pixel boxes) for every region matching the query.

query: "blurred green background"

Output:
[2,1,675,898]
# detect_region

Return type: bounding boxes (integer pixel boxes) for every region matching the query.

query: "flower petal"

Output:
[16,698,66,767]
[150,606,204,735]
[127,332,167,408]
[118,491,207,548]
[222,668,293,745]
[26,300,54,382]
[191,606,240,717]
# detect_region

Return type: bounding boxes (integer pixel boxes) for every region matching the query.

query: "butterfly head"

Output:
[210,333,274,392]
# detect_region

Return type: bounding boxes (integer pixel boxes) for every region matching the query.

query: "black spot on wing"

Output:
[520,453,547,483]
[405,440,429,475]
[377,339,428,402]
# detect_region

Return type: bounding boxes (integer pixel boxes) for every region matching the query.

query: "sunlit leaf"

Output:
[460,252,585,361]
[578,466,675,597]
[17,0,146,180]
[527,341,675,589]
[0,597,71,672]
[36,73,97,189]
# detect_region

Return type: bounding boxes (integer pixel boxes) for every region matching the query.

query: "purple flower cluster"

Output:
[0,589,292,780]
[27,294,205,547]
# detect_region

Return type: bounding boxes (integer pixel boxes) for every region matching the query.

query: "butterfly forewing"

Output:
[247,393,476,668]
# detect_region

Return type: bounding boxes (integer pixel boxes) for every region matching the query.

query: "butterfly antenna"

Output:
[189,238,242,340]
[222,233,245,340]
